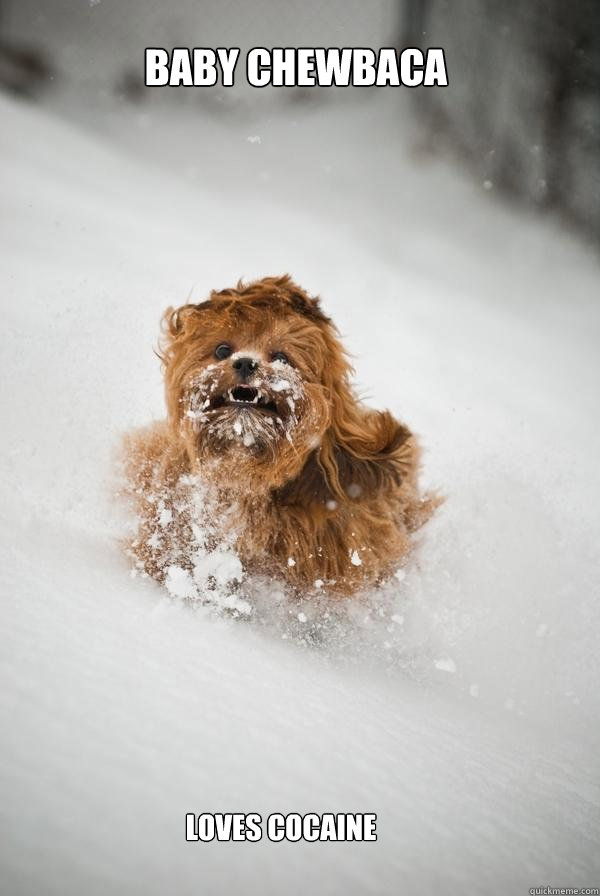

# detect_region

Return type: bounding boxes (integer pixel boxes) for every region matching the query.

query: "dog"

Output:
[122,275,437,597]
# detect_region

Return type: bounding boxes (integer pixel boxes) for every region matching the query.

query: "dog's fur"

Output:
[122,275,437,596]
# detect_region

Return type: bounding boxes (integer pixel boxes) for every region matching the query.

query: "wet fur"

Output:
[122,275,437,595]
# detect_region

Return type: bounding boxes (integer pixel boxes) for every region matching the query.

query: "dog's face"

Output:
[160,276,339,488]
[160,275,413,500]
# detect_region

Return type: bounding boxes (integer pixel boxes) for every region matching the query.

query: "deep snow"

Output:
[1,90,600,894]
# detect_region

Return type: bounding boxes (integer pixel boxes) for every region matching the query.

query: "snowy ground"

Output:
[1,90,600,894]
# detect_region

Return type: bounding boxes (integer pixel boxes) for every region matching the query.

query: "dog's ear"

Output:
[157,302,213,364]
[157,303,214,424]
[277,411,414,506]
[320,406,415,501]
[284,321,419,503]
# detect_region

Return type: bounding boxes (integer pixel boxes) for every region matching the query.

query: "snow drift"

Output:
[1,91,599,895]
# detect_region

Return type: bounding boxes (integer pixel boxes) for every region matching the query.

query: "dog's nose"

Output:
[232,356,258,380]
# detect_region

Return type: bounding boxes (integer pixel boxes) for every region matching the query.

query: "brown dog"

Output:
[122,275,436,597]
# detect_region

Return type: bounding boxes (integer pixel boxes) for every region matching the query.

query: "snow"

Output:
[434,658,457,674]
[1,89,600,894]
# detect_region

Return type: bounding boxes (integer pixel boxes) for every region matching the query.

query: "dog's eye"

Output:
[271,351,290,365]
[214,343,232,360]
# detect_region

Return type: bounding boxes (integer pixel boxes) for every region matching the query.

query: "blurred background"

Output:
[1,0,599,243]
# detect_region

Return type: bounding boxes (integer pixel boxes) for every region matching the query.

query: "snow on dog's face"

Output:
[184,355,305,453]
[159,276,337,489]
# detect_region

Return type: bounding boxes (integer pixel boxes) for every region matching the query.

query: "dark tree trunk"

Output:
[401,0,600,243]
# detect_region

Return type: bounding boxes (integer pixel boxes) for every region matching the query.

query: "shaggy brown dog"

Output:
[122,275,436,597]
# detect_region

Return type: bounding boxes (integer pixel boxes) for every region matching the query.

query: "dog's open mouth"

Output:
[209,385,278,415]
